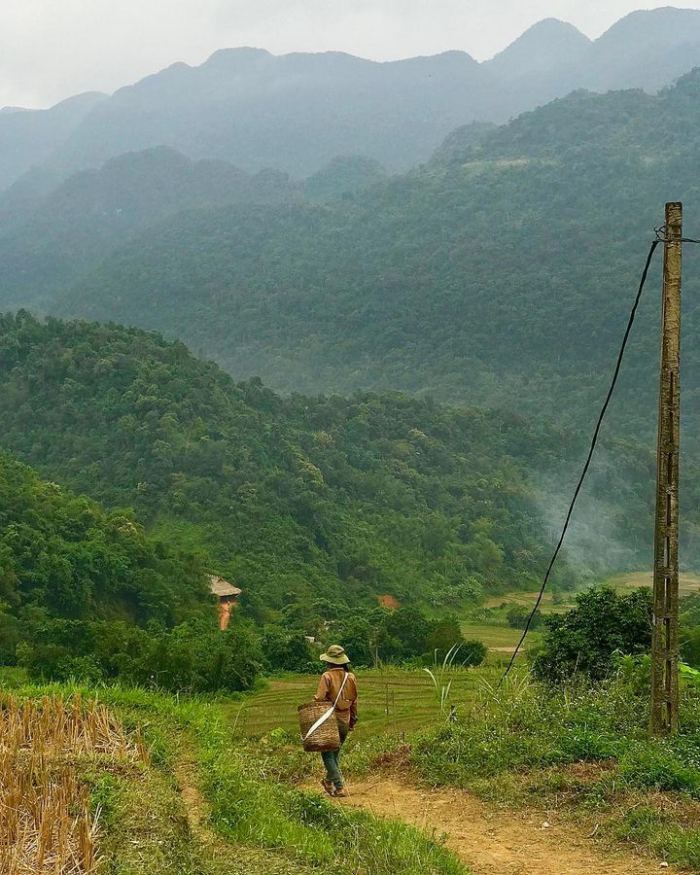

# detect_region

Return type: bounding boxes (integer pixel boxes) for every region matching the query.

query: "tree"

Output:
[382,606,431,659]
[506,606,542,630]
[534,587,653,682]
[261,627,316,673]
[461,639,487,668]
[425,615,465,659]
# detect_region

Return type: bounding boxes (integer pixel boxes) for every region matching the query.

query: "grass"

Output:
[7,654,700,872]
[460,570,700,655]
[228,666,495,740]
[86,762,214,875]
[478,570,700,627]
[607,570,700,597]
[482,589,576,614]
[411,664,700,870]
[458,622,542,652]
[3,682,469,875]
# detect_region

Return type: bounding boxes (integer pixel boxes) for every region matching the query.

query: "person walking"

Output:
[314,644,358,798]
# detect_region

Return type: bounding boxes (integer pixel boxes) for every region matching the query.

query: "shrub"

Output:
[506,606,542,629]
[533,587,652,682]
[461,639,487,667]
[17,615,263,693]
[425,615,465,657]
[261,627,317,673]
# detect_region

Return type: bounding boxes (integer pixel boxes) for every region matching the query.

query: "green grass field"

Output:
[479,568,700,622]
[230,667,496,740]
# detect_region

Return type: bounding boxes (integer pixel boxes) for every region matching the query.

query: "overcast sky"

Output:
[2,1,700,108]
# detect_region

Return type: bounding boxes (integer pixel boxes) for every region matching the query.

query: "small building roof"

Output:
[209,575,242,598]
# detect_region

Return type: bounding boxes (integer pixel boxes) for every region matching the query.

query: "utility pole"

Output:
[650,201,682,736]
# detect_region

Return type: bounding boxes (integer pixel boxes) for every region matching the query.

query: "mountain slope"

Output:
[0,91,106,190]
[49,71,700,452]
[583,7,700,92]
[485,18,591,80]
[0,313,586,611]
[5,9,700,189]
[0,147,298,309]
[0,451,208,634]
[46,48,487,179]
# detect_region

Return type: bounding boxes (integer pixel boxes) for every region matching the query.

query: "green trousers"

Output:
[321,721,349,789]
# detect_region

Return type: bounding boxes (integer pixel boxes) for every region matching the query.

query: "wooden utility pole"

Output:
[650,201,682,736]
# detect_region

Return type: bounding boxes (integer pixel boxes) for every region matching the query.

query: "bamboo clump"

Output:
[0,695,144,874]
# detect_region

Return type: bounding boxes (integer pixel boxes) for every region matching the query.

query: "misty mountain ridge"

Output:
[484,18,592,78]
[3,7,700,189]
[0,91,106,191]
[0,146,304,310]
[23,66,700,462]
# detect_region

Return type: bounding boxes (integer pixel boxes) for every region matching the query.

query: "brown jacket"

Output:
[314,668,358,728]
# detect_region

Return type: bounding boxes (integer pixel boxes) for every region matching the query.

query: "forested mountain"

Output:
[0,148,392,311]
[0,91,105,191]
[304,155,387,202]
[45,70,700,455]
[0,450,268,689]
[0,147,299,309]
[0,313,588,613]
[0,451,210,656]
[4,8,700,188]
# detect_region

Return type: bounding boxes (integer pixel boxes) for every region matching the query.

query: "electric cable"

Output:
[499,239,662,684]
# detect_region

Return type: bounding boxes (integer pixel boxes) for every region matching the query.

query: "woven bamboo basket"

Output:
[298,701,340,752]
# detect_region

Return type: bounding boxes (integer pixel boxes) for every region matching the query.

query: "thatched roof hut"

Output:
[209,575,242,600]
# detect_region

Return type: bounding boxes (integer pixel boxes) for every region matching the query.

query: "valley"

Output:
[4,4,700,872]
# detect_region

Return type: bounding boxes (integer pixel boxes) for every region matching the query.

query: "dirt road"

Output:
[327,778,679,874]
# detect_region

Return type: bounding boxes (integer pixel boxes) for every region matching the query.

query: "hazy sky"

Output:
[2,1,700,108]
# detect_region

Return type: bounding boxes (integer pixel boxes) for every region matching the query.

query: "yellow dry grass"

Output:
[608,571,700,597]
[0,695,144,875]
[482,590,575,613]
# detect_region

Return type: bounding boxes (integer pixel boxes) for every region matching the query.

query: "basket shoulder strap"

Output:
[332,671,350,707]
[303,673,350,742]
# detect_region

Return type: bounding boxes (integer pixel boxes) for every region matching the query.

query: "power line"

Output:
[499,239,661,684]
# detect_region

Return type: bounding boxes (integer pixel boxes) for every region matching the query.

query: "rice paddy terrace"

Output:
[235,573,700,741]
[231,667,497,739]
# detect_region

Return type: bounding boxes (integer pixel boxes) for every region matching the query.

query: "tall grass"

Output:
[412,664,700,869]
[423,643,465,715]
[0,694,142,874]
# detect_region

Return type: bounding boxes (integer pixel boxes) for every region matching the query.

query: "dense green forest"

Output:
[0,452,207,626]
[0,147,299,310]
[0,314,593,685]
[0,452,265,691]
[7,314,697,685]
[39,69,700,460]
[6,70,700,682]
[0,440,479,686]
[5,68,700,468]
[0,313,573,613]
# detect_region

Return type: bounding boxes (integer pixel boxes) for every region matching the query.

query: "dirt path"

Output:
[324,778,678,874]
